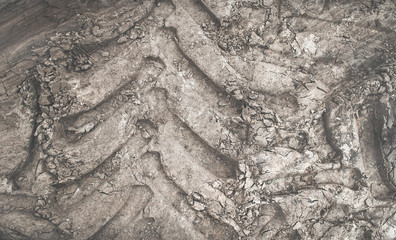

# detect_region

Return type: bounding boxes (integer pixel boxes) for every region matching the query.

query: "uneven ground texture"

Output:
[0,0,396,239]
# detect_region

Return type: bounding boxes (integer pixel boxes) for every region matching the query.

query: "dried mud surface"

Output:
[0,0,396,239]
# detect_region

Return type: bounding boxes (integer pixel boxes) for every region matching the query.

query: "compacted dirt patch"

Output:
[1,0,396,239]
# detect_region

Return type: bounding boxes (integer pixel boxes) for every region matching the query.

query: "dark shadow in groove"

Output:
[60,64,143,123]
[194,0,221,27]
[140,151,239,239]
[170,111,238,179]
[87,185,154,240]
[144,151,188,196]
[51,142,126,187]
[322,102,344,166]
[137,119,159,131]
[372,101,396,193]
[8,73,41,189]
[149,86,238,178]
[160,27,244,109]
[59,56,164,135]
[277,0,283,20]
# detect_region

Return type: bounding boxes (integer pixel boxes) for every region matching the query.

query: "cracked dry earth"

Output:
[0,0,396,239]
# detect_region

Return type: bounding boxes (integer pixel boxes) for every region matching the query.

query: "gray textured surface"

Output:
[0,0,396,239]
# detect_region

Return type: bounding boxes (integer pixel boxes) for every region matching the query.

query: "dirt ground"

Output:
[0,0,396,239]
